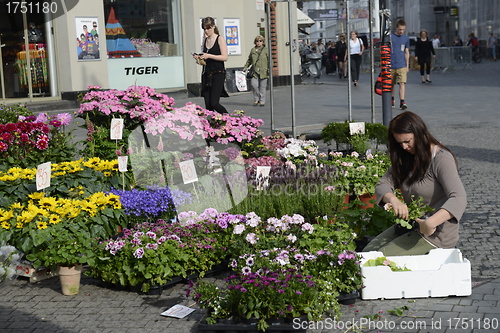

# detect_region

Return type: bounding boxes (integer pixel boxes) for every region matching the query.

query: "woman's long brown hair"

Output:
[201,17,219,35]
[388,111,457,188]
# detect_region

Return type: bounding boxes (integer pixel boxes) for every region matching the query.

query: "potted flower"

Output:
[27,223,95,295]
[190,268,329,331]
[88,210,237,293]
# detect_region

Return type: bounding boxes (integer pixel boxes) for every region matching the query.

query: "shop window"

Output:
[104,0,180,58]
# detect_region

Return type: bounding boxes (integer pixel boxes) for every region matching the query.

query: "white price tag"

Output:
[255,166,271,190]
[36,162,51,191]
[110,118,124,140]
[118,156,128,172]
[179,159,198,184]
[349,122,365,135]
[160,304,195,319]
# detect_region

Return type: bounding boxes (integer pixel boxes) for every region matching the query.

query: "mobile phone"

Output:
[192,52,201,56]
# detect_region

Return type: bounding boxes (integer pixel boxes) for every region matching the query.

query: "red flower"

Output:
[0,141,8,152]
[36,135,49,150]
[5,123,17,132]
[20,133,29,142]
[2,133,12,142]
[49,120,62,127]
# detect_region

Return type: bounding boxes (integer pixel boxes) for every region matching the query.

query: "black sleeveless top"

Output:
[203,35,226,73]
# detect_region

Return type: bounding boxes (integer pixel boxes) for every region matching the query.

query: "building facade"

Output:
[0,0,300,103]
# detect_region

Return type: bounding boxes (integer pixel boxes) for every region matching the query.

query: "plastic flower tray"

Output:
[197,315,307,333]
[359,248,471,299]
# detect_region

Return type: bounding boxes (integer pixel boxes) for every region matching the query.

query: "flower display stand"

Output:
[359,248,471,299]
[197,315,307,333]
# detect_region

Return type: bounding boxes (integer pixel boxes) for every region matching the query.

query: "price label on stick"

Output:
[179,159,198,184]
[118,156,128,172]
[255,166,271,190]
[349,122,365,135]
[36,162,51,191]
[110,118,124,140]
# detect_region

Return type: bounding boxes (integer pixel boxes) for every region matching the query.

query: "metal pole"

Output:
[379,0,392,127]
[266,1,275,131]
[0,35,6,102]
[45,12,58,97]
[346,0,352,122]
[23,12,33,101]
[369,0,375,123]
[287,0,296,138]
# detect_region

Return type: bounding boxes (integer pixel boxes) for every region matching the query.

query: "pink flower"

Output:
[55,113,72,126]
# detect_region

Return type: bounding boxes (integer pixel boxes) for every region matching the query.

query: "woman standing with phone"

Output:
[192,17,229,113]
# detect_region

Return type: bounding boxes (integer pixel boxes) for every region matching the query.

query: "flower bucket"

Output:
[57,265,82,295]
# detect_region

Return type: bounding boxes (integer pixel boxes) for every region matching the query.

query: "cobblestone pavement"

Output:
[1,61,499,332]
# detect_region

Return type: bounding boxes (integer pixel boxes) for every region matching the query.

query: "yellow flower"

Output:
[28,192,46,200]
[9,202,24,210]
[16,210,37,224]
[1,221,11,230]
[39,197,58,210]
[37,221,48,230]
[48,214,61,224]
[0,209,14,222]
[16,222,24,229]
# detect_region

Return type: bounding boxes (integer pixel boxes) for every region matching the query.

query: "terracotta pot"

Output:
[57,265,82,295]
[340,193,350,211]
[358,194,376,209]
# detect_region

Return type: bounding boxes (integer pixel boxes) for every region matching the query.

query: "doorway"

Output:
[0,7,57,101]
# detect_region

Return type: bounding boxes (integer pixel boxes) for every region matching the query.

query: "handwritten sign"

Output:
[36,162,51,191]
[179,159,198,184]
[255,166,271,190]
[349,122,365,135]
[110,118,124,140]
[160,304,195,319]
[118,156,128,172]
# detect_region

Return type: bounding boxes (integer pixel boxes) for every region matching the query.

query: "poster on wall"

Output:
[223,18,241,55]
[75,17,101,61]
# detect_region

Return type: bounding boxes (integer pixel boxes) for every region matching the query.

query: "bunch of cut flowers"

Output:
[383,189,434,229]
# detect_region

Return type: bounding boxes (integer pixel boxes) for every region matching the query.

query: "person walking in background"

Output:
[243,35,269,107]
[415,29,435,83]
[391,20,410,110]
[487,33,497,61]
[363,111,467,256]
[325,41,337,75]
[453,35,463,46]
[317,39,326,70]
[432,34,441,49]
[193,17,229,113]
[348,31,364,86]
[336,34,347,79]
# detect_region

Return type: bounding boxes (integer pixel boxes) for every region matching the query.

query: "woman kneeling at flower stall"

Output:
[363,111,467,256]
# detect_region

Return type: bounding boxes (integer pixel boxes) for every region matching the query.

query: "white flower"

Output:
[233,224,246,235]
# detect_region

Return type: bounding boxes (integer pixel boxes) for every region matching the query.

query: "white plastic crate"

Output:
[359,248,471,300]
